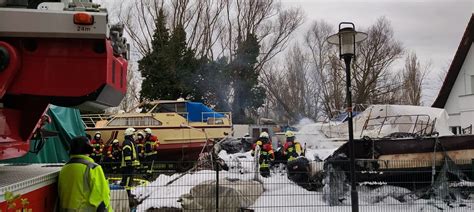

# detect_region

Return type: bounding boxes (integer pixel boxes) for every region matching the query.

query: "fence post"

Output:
[471,159,474,179]
[215,161,219,212]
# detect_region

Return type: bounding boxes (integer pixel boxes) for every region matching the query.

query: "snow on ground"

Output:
[218,151,255,174]
[250,174,329,212]
[133,121,474,211]
[133,151,257,211]
[133,170,211,210]
[133,151,474,212]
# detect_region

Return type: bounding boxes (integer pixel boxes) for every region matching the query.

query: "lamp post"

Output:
[327,22,367,212]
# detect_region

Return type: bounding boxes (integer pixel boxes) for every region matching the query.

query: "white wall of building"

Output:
[444,42,474,133]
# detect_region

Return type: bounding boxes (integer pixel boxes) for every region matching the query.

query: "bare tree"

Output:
[436,62,450,85]
[299,17,406,119]
[112,0,304,124]
[352,17,404,105]
[116,0,161,56]
[304,20,346,118]
[261,64,292,121]
[400,52,429,105]
[116,0,302,64]
[432,61,449,96]
[262,44,321,123]
[253,4,304,71]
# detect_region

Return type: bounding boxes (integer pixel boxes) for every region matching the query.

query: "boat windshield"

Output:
[150,102,186,113]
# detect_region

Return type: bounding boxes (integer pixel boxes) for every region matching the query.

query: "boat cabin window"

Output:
[108,117,162,126]
[207,118,224,125]
[450,126,462,135]
[463,125,472,134]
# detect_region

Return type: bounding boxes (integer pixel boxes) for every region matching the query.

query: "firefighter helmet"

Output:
[144,128,152,134]
[94,131,101,138]
[112,139,119,144]
[124,127,135,136]
[137,131,146,138]
[260,132,269,138]
[285,131,295,138]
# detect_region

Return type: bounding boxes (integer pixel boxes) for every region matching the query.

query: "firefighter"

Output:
[110,139,122,173]
[58,136,111,211]
[283,130,302,162]
[135,130,146,172]
[103,139,121,173]
[101,140,114,173]
[120,127,140,194]
[90,131,105,163]
[252,132,275,177]
[143,128,159,173]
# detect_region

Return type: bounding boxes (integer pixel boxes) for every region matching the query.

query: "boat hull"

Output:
[85,125,230,163]
[327,135,474,183]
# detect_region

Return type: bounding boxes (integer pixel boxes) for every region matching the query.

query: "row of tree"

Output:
[262,17,430,123]
[136,8,266,123]
[112,0,430,124]
[115,0,302,123]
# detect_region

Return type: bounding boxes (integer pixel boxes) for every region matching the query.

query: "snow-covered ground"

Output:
[133,151,258,211]
[132,121,474,211]
[133,150,474,211]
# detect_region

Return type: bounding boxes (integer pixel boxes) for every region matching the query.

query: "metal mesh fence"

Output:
[101,158,474,211]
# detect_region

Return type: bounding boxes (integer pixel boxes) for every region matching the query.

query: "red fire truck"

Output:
[0,0,127,210]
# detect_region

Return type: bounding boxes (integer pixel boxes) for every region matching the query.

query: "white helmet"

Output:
[285,130,295,138]
[259,131,269,138]
[144,128,152,134]
[124,127,136,136]
[137,130,146,137]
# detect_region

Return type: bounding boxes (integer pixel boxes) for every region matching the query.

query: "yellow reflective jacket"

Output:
[58,155,112,211]
[284,141,302,161]
[121,139,140,167]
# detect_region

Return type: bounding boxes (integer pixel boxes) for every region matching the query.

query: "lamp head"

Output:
[327,22,367,59]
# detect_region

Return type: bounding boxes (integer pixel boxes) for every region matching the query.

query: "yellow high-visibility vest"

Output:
[121,141,140,167]
[58,155,111,211]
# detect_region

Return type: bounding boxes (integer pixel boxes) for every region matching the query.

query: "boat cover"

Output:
[320,105,453,139]
[186,102,224,122]
[2,105,85,163]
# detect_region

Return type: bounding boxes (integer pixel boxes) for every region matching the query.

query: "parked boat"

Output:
[321,105,474,182]
[81,100,232,168]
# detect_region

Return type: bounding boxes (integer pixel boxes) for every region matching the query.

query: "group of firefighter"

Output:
[88,127,300,182]
[88,128,160,181]
[251,130,303,177]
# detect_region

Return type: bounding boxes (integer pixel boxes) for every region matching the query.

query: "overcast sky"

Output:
[281,0,474,105]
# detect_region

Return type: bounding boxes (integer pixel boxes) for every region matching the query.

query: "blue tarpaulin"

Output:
[186,102,224,122]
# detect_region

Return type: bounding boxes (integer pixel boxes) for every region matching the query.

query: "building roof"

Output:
[432,14,474,108]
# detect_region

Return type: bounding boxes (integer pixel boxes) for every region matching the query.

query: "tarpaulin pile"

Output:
[2,105,85,163]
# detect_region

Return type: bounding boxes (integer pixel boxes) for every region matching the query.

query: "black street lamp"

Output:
[327,22,367,212]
